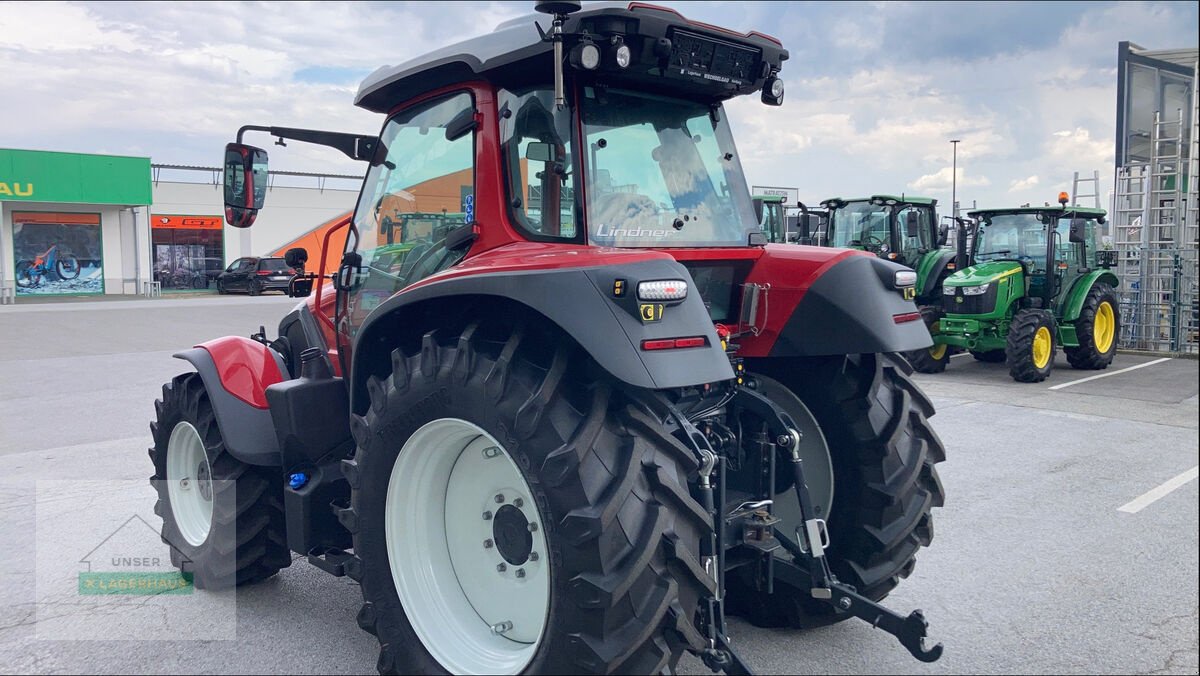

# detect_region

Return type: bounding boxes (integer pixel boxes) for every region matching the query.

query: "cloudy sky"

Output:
[1,1,1196,210]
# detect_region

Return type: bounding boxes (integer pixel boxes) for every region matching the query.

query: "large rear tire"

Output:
[1007,309,1056,383]
[1064,284,1119,370]
[342,321,712,674]
[727,353,945,628]
[149,373,290,589]
[904,306,949,374]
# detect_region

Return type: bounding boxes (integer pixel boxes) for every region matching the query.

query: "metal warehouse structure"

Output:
[1112,42,1199,354]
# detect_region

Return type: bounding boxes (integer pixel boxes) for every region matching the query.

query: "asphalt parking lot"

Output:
[1,296,1196,675]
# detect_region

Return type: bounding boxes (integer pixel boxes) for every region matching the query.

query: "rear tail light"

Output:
[641,336,708,351]
[637,279,688,301]
[256,270,273,275]
[892,312,922,324]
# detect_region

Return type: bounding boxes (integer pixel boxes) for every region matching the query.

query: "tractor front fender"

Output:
[1061,270,1120,322]
[349,258,734,414]
[173,336,287,466]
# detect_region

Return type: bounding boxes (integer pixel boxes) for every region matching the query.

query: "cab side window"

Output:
[499,88,577,240]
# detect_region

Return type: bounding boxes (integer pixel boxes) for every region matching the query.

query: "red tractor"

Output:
[150,3,945,673]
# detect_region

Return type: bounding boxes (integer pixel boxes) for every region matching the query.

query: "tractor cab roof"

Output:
[355,2,788,114]
[968,206,1107,219]
[820,195,937,209]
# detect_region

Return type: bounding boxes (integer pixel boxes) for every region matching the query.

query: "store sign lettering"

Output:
[0,182,34,197]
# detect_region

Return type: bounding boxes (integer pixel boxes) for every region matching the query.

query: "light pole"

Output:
[950,139,961,220]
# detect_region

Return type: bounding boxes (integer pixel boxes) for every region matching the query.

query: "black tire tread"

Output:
[904,306,949,374]
[1006,309,1056,383]
[1064,283,1119,370]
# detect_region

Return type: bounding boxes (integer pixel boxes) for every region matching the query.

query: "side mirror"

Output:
[284,247,309,271]
[937,223,949,246]
[444,107,479,142]
[752,198,765,225]
[223,143,268,228]
[1069,218,1087,244]
[288,275,314,298]
[905,211,920,238]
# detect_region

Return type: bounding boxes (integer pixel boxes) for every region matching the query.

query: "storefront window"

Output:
[151,215,224,291]
[11,212,103,296]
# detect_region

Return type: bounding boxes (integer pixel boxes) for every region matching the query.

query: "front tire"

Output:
[1007,309,1056,383]
[149,373,290,589]
[56,255,81,280]
[15,260,35,288]
[343,321,712,674]
[248,279,261,296]
[1064,284,1119,370]
[904,306,949,374]
[727,353,945,628]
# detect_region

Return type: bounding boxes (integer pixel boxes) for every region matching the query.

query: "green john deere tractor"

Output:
[932,197,1120,382]
[818,195,963,371]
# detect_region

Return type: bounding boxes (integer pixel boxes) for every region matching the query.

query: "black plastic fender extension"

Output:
[173,347,283,467]
[349,258,736,414]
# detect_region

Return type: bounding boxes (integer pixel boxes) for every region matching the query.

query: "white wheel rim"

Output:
[386,418,550,675]
[166,421,213,547]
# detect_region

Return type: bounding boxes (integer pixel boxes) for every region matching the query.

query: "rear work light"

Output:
[641,336,708,350]
[893,270,917,287]
[637,279,688,301]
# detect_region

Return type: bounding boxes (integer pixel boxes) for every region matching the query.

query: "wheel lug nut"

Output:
[494,494,505,504]
[515,568,526,578]
[483,539,494,549]
[529,552,539,562]
[513,498,523,508]
[528,522,538,532]
[482,510,493,520]
[497,563,507,572]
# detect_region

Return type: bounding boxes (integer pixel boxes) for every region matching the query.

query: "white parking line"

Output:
[950,352,971,359]
[1047,357,1172,390]
[1118,466,1199,513]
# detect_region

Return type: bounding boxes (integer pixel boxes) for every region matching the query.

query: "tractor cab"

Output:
[819,195,943,265]
[753,194,786,243]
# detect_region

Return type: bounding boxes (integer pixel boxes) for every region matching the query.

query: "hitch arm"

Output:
[774,529,944,663]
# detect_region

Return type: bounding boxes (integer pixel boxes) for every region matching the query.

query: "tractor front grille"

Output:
[948,285,998,315]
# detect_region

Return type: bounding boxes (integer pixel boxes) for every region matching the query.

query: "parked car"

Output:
[216,257,296,296]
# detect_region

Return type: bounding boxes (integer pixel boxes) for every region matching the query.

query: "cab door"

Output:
[336,91,477,354]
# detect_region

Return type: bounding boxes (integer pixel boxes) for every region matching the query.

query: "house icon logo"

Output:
[77,514,193,595]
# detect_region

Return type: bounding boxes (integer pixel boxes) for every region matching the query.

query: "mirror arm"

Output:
[238,125,377,162]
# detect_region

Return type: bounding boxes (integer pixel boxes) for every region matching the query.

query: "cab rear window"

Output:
[259,259,290,271]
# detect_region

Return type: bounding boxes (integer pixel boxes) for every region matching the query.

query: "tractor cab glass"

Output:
[975,213,1047,269]
[829,201,892,251]
[757,200,786,243]
[345,92,475,334]
[580,88,757,248]
[896,205,935,252]
[499,88,577,240]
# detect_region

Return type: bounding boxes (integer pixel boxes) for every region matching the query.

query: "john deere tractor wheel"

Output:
[905,306,949,374]
[341,321,712,675]
[726,354,945,628]
[149,373,290,589]
[1065,284,1120,370]
[970,349,1006,362]
[1007,309,1057,383]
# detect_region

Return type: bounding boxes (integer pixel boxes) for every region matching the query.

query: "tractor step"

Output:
[306,547,355,577]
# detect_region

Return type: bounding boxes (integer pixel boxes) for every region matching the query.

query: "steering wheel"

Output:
[860,234,887,253]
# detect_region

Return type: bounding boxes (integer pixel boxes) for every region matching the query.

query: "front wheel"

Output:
[56,255,81,280]
[1065,284,1119,370]
[343,321,712,674]
[148,373,290,588]
[248,279,261,296]
[1007,309,1056,382]
[727,354,945,628]
[904,306,949,374]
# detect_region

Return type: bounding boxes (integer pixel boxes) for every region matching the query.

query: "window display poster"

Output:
[11,212,104,295]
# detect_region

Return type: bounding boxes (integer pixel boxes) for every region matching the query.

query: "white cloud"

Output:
[1009,175,1039,192]
[909,167,990,193]
[1047,127,1113,170]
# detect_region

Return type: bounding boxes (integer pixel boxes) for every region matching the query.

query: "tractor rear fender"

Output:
[173,336,287,466]
[1061,270,1120,322]
[915,249,956,301]
[349,258,734,414]
[737,249,933,357]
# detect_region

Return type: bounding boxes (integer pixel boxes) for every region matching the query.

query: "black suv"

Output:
[216,257,295,296]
